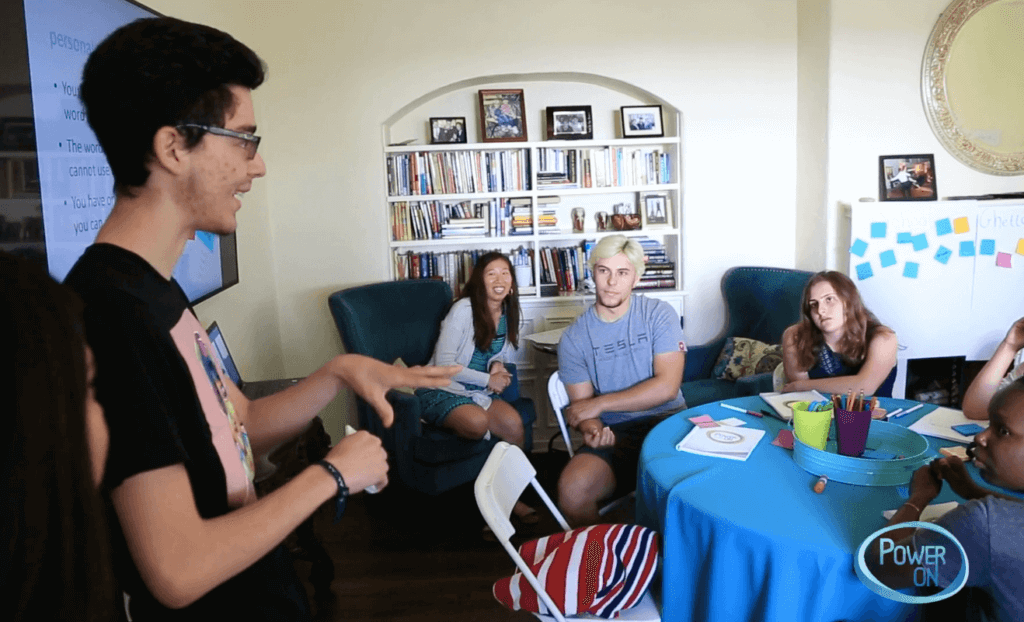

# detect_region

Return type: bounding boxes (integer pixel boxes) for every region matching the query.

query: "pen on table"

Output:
[345,425,380,494]
[720,403,762,417]
[885,407,904,419]
[761,409,787,422]
[891,403,924,419]
[814,475,828,494]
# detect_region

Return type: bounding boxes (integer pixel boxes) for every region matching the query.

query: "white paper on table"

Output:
[718,417,746,427]
[676,425,766,461]
[908,406,988,444]
[758,390,828,421]
[882,501,959,522]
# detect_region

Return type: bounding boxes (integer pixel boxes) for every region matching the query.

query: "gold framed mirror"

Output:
[922,0,1024,175]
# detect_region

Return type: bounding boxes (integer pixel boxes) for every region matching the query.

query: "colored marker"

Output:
[891,403,925,419]
[720,403,762,417]
[814,475,828,494]
[885,408,904,419]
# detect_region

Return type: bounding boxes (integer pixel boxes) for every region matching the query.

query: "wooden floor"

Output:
[292,455,626,622]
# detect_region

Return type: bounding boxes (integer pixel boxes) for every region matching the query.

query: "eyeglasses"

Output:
[177,123,261,159]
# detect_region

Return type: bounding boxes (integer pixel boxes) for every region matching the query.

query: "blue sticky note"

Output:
[861,449,898,461]
[194,230,216,252]
[904,262,919,278]
[850,238,868,257]
[911,234,929,251]
[855,262,873,280]
[960,240,976,257]
[897,232,912,244]
[935,245,952,264]
[935,218,953,236]
[951,423,985,436]
[879,250,897,267]
[871,222,887,238]
[980,239,996,255]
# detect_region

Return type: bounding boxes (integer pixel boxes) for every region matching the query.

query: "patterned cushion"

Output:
[713,336,783,381]
[493,524,658,618]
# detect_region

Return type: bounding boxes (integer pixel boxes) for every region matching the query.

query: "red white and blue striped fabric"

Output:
[493,524,659,618]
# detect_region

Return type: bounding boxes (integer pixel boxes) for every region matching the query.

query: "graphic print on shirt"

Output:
[193,331,255,485]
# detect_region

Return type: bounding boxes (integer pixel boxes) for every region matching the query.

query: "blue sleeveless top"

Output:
[808,345,897,398]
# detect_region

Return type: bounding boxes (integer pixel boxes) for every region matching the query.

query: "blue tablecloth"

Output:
[636,396,1005,622]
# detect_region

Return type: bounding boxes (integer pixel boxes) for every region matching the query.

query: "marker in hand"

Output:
[345,424,380,494]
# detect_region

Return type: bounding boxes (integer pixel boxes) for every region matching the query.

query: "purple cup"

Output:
[835,409,871,457]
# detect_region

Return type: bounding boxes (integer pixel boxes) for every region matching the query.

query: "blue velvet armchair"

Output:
[682,266,814,407]
[327,279,535,496]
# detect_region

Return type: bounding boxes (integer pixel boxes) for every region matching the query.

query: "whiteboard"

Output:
[849,201,1024,395]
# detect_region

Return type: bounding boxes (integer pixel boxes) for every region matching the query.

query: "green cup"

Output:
[791,401,832,451]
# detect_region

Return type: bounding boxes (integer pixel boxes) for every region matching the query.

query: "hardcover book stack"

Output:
[635,237,676,290]
[536,148,579,190]
[508,198,533,236]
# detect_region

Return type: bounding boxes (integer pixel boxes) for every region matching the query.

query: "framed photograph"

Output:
[478,89,527,142]
[546,105,592,140]
[620,105,664,138]
[879,154,937,201]
[0,117,35,151]
[642,192,671,228]
[429,117,467,144]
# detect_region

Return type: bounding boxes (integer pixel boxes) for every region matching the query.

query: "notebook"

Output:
[206,322,301,400]
[758,390,828,422]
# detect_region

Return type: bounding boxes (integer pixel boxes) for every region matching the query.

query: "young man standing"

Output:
[556,235,686,526]
[65,17,454,621]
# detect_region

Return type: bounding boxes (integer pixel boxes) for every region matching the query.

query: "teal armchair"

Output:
[327,279,535,496]
[682,266,814,407]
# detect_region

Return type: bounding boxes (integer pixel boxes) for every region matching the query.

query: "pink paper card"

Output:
[688,414,720,428]
[997,252,1012,268]
[771,429,795,449]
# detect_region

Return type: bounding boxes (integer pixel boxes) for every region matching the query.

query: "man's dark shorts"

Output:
[577,413,671,498]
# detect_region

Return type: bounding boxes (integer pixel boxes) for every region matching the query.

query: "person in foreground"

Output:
[66,17,456,621]
[781,270,899,397]
[869,378,1024,621]
[2,252,115,622]
[962,316,1024,421]
[418,251,534,521]
[556,235,686,526]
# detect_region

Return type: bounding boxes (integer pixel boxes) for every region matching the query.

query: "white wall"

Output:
[826,0,1024,271]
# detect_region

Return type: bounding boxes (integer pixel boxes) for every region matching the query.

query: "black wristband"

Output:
[317,460,349,523]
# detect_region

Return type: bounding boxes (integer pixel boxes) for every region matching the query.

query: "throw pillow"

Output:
[493,523,658,619]
[713,336,783,381]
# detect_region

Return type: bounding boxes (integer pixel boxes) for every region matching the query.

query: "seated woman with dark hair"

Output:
[781,270,899,397]
[1,251,115,622]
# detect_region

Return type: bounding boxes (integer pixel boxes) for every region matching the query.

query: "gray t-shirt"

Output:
[557,294,686,425]
[916,496,1024,622]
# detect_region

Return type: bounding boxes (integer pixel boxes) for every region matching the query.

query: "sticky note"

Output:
[904,262,919,278]
[997,252,1012,268]
[951,423,985,436]
[1017,239,1024,256]
[911,234,929,251]
[871,222,887,238]
[980,239,996,255]
[850,238,868,257]
[934,246,952,264]
[880,250,897,267]
[953,217,970,234]
[897,232,912,244]
[718,417,746,427]
[856,262,874,280]
[960,241,975,257]
[935,218,952,236]
[861,449,899,461]
[688,414,719,429]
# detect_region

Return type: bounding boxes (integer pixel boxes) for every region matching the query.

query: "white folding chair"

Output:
[474,442,660,622]
[547,371,635,517]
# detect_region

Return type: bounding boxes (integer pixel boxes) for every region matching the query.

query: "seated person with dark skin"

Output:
[962,316,1024,421]
[556,235,686,527]
[868,379,1024,621]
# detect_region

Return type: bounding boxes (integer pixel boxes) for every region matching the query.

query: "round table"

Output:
[635,395,997,622]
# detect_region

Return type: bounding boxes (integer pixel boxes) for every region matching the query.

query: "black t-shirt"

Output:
[65,244,309,622]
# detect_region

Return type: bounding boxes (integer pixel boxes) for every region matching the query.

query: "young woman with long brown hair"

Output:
[781,270,899,397]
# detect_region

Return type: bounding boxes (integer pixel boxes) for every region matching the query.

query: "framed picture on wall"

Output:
[479,89,527,142]
[546,105,592,140]
[620,105,664,138]
[429,117,467,144]
[879,154,937,201]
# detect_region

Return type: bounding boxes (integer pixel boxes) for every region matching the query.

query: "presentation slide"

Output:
[22,0,224,293]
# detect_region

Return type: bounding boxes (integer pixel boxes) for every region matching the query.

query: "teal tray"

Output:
[792,420,931,486]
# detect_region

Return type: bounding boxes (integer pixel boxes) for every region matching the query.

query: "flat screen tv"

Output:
[0,0,239,304]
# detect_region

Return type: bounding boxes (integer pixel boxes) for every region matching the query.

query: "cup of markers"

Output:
[833,392,872,457]
[791,400,833,451]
